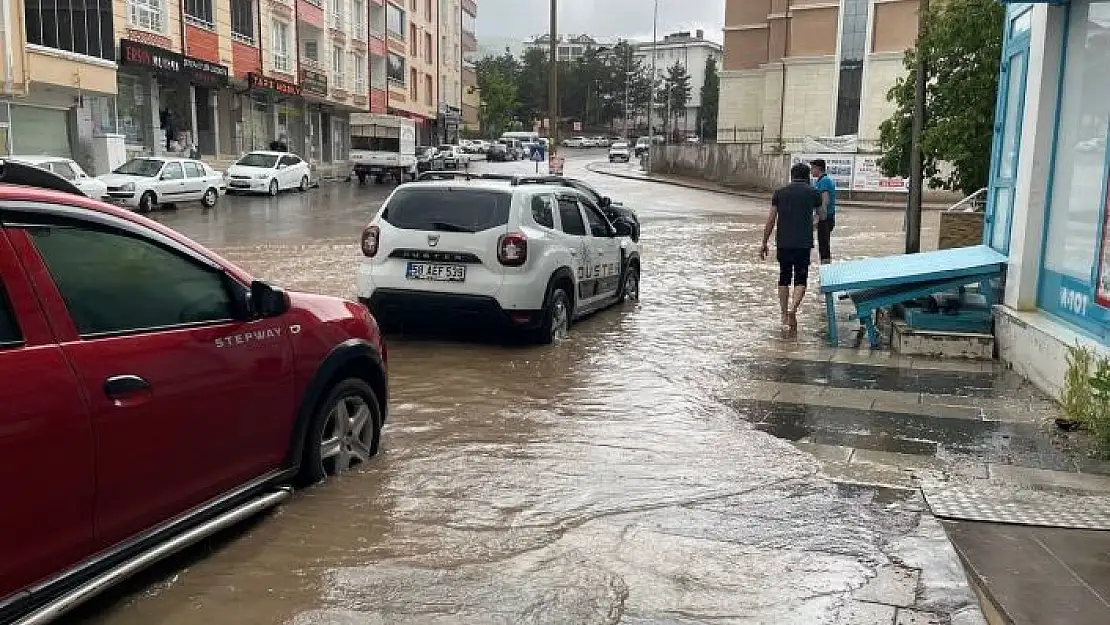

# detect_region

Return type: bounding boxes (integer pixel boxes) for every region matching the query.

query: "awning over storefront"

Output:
[119,39,229,87]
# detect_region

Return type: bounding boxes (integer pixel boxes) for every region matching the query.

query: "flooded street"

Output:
[69,154,965,624]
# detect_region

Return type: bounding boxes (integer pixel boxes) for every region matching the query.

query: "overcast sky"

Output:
[475,0,725,44]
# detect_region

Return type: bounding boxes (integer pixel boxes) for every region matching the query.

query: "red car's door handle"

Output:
[103,375,151,400]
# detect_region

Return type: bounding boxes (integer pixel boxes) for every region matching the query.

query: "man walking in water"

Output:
[761,162,825,330]
[811,158,837,264]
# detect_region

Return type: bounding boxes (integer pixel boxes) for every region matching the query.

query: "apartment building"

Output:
[634,30,722,137]
[1,0,379,175]
[717,0,920,146]
[460,0,478,132]
[524,34,605,63]
[384,0,439,144]
[1,0,120,171]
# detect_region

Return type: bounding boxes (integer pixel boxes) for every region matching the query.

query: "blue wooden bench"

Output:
[818,246,1008,348]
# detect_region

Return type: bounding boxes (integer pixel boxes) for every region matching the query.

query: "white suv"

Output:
[357,173,641,343]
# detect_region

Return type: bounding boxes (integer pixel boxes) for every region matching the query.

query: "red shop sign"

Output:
[248,73,302,97]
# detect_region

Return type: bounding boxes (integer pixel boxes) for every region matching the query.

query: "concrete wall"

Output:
[859,53,904,142]
[650,143,791,192]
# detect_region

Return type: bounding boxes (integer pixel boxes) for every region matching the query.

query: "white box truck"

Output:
[349,113,418,184]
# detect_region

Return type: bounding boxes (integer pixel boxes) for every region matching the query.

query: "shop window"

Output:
[128,0,165,33]
[271,20,291,72]
[386,3,405,39]
[24,0,114,60]
[231,0,255,44]
[184,0,214,28]
[1044,2,1110,284]
[10,106,72,158]
[118,76,150,146]
[387,52,406,84]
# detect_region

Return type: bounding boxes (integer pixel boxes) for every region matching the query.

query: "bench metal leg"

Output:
[860,310,881,349]
[825,292,838,346]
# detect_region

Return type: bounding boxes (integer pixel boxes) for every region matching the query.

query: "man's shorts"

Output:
[777,247,811,287]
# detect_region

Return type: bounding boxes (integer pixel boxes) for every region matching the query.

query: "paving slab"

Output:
[839,600,897,625]
[853,565,920,608]
[944,520,1110,625]
[989,464,1110,493]
[853,449,948,473]
[792,441,855,463]
[895,609,944,625]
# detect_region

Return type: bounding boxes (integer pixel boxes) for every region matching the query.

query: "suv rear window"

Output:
[382,187,511,233]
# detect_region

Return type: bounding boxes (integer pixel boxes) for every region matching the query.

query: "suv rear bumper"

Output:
[362,290,544,332]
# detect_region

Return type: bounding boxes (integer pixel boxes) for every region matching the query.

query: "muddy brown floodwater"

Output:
[69,156,946,624]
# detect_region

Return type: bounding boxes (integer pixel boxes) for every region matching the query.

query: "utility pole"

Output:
[906,0,930,254]
[646,0,659,172]
[548,0,559,156]
[623,48,631,139]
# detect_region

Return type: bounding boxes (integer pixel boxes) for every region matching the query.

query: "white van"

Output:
[500,131,540,144]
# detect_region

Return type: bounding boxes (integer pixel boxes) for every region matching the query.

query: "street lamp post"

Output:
[548,0,558,157]
[646,0,659,173]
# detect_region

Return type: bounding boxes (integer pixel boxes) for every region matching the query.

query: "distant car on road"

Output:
[438,145,470,169]
[357,172,641,343]
[11,155,108,200]
[226,151,312,196]
[634,137,651,157]
[608,142,631,163]
[99,157,224,212]
[0,158,388,625]
[563,137,586,148]
[416,146,446,172]
[486,142,510,162]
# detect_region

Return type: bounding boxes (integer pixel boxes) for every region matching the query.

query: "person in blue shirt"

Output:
[811,159,837,264]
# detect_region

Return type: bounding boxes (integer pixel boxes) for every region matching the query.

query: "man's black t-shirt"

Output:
[772,181,822,249]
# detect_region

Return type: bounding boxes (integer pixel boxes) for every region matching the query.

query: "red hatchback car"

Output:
[0,160,388,624]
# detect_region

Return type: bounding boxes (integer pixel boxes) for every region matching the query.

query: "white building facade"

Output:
[634,30,722,138]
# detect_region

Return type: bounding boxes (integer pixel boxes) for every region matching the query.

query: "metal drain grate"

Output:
[922,485,1110,530]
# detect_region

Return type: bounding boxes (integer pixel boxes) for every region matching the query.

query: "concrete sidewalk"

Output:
[585,161,952,211]
[733,345,1110,625]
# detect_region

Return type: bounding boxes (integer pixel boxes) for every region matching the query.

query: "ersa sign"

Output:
[247,73,302,97]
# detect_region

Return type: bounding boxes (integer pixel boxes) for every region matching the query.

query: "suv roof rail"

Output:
[414,171,530,186]
[0,159,85,197]
[514,175,568,185]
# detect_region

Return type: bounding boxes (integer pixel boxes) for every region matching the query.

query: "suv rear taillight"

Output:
[497,232,528,267]
[361,225,380,257]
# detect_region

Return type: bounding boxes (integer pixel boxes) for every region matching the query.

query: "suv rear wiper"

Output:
[430,221,476,233]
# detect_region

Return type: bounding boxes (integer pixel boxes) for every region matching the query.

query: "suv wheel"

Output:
[620,265,640,303]
[299,378,382,485]
[298,175,309,192]
[532,286,571,344]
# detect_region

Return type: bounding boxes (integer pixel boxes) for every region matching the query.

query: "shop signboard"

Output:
[119,39,229,87]
[852,155,909,193]
[791,153,853,190]
[299,68,328,96]
[549,155,565,175]
[248,73,302,97]
[1096,175,1110,308]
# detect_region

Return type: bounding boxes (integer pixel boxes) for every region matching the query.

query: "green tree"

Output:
[474,53,521,138]
[698,57,719,139]
[659,61,691,140]
[517,47,548,126]
[878,0,1004,194]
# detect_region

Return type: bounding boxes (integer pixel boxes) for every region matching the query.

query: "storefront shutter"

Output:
[10,106,72,158]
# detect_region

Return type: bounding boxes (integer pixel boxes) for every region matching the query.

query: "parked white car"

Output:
[226,151,312,196]
[357,173,641,344]
[12,155,108,200]
[100,157,224,212]
[563,137,586,148]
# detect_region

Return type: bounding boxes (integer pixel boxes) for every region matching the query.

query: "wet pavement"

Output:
[63,153,1072,624]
